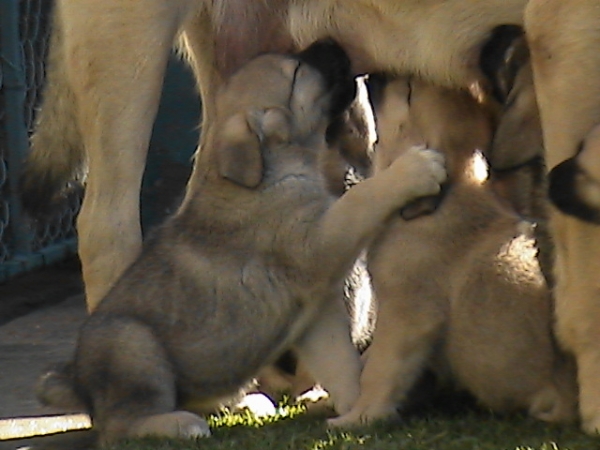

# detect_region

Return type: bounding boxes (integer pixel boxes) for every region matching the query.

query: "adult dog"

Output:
[35,42,447,445]
[21,0,526,310]
[329,75,578,427]
[21,0,600,435]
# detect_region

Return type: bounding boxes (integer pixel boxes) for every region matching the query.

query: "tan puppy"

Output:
[36,42,447,445]
[330,76,578,428]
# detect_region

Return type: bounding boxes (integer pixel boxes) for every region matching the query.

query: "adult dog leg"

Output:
[59,0,188,309]
[549,217,600,434]
[293,296,361,416]
[525,0,600,180]
[525,0,600,434]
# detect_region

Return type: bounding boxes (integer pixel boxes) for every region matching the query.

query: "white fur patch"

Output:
[235,393,277,417]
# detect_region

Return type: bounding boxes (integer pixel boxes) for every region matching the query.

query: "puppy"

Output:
[330,75,578,428]
[256,78,378,403]
[36,41,446,445]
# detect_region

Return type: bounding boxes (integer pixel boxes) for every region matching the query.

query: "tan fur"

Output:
[22,0,600,434]
[524,0,600,434]
[482,38,554,287]
[21,2,84,210]
[329,77,578,428]
[38,47,447,445]
[288,0,525,85]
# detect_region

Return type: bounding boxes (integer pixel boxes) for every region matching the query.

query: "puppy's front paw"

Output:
[393,146,447,200]
[130,411,211,439]
[327,402,399,429]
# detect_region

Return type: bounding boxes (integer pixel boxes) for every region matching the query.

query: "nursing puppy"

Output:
[479,27,553,287]
[36,42,447,445]
[330,76,578,427]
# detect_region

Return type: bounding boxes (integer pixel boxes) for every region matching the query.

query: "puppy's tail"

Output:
[20,1,85,216]
[36,362,86,411]
[13,363,97,449]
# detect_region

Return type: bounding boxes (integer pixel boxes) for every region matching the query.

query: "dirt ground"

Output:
[0,259,87,449]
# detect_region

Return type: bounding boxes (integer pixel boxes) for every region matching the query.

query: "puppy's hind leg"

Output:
[293,296,361,416]
[329,287,445,428]
[77,316,209,444]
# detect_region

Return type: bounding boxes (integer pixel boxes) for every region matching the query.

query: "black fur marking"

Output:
[548,155,600,224]
[273,350,298,376]
[297,39,356,117]
[364,73,389,112]
[479,24,525,103]
[325,115,346,145]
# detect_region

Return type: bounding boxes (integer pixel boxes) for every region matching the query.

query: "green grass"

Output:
[104,398,600,450]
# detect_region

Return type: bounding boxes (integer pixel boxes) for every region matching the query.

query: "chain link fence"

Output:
[0,0,79,283]
[0,0,201,284]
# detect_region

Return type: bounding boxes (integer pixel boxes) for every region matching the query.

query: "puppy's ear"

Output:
[217,113,263,188]
[480,25,528,103]
[217,109,291,188]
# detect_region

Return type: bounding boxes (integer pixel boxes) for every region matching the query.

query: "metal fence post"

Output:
[0,0,34,257]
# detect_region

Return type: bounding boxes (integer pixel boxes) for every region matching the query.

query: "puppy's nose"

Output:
[296,39,351,89]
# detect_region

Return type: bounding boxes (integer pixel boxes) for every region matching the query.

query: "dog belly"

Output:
[164,310,315,400]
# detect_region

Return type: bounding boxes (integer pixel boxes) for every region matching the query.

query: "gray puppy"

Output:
[37,41,446,445]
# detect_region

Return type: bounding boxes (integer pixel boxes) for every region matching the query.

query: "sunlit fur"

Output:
[330,76,577,428]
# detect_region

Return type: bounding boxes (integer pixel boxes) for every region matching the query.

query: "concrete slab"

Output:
[0,293,86,419]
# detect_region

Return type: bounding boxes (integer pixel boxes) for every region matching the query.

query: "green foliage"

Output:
[102,399,600,450]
